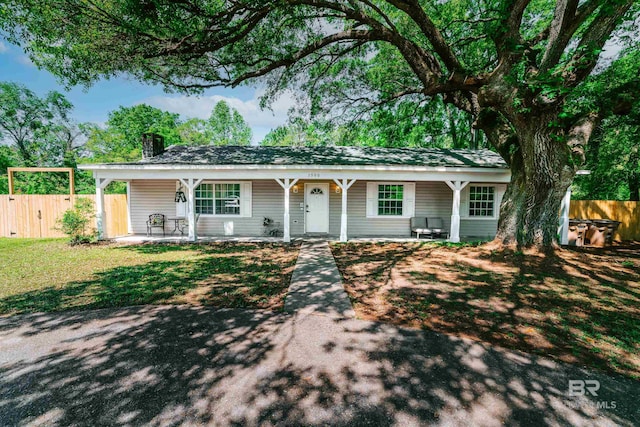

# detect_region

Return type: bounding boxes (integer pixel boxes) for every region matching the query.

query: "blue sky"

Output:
[0,40,292,142]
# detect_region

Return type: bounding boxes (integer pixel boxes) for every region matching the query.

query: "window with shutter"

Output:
[366,182,415,218]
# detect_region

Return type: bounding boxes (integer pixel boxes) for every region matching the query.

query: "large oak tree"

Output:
[2,0,637,247]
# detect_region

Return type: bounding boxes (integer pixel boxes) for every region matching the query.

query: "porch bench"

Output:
[410,217,449,239]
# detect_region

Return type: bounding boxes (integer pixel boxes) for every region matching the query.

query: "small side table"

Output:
[167,217,186,235]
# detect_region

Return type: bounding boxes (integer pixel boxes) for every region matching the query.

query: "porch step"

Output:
[284,240,355,319]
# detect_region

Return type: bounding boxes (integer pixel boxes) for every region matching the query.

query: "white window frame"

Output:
[462,184,498,220]
[366,182,415,219]
[190,181,252,218]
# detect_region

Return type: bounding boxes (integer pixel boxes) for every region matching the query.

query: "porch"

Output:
[98,178,506,243]
[111,234,466,244]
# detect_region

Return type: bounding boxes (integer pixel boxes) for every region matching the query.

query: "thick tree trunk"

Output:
[494,119,575,248]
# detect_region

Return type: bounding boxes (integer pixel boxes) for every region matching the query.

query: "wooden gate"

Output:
[0,194,128,238]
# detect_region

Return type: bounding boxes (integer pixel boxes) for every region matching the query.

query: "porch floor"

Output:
[112,235,294,244]
[110,234,485,244]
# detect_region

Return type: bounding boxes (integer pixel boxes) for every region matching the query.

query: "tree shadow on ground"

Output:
[0,242,299,316]
[118,241,296,255]
[0,307,636,426]
[331,241,640,379]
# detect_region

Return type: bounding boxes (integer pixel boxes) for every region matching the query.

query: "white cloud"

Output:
[16,55,35,67]
[143,90,297,133]
[0,42,8,54]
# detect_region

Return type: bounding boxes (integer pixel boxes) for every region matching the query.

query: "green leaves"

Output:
[83,100,253,163]
[55,198,96,244]
[207,100,252,146]
[0,82,78,167]
[572,50,640,200]
[83,104,182,163]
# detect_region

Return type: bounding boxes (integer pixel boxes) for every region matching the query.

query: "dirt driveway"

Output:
[1,306,637,426]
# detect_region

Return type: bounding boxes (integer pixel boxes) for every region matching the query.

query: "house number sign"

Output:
[307,173,321,178]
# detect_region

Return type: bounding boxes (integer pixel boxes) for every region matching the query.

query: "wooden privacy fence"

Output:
[0,194,128,238]
[1,195,637,241]
[570,200,640,241]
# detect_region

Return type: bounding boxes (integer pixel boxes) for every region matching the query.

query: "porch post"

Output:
[95,177,112,240]
[276,178,298,243]
[96,184,105,240]
[559,186,571,245]
[333,178,356,242]
[126,181,133,234]
[186,179,196,241]
[445,180,469,243]
[284,179,291,242]
[180,178,203,242]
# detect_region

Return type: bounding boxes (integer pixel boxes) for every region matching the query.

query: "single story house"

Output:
[79,134,515,242]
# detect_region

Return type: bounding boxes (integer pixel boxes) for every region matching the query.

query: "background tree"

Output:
[207,101,252,146]
[349,98,478,149]
[572,50,640,201]
[3,0,638,247]
[262,99,478,149]
[176,118,210,146]
[84,104,182,162]
[261,118,334,146]
[0,82,89,194]
[0,82,78,166]
[0,146,15,193]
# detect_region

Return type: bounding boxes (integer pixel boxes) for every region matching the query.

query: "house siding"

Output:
[130,179,283,236]
[130,180,177,235]
[129,179,503,238]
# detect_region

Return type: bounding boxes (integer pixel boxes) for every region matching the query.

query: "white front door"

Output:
[305,183,330,233]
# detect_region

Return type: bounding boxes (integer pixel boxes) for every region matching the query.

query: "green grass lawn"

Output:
[0,238,299,315]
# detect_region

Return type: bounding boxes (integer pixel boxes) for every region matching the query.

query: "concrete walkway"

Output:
[284,240,355,319]
[1,306,637,426]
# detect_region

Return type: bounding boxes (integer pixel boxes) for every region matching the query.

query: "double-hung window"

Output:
[468,186,495,217]
[214,183,241,215]
[366,182,415,218]
[378,184,404,216]
[194,182,246,216]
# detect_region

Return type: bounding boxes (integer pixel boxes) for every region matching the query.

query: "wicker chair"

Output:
[146,213,166,236]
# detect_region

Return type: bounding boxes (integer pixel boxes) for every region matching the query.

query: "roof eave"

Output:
[78,163,509,172]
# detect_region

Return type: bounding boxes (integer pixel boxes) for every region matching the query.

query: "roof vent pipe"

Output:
[142,133,164,159]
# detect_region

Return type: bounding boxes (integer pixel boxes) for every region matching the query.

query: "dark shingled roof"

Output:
[123,145,508,168]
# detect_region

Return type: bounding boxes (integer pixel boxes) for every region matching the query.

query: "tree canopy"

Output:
[0,82,92,193]
[0,82,80,166]
[84,104,182,162]
[1,0,638,247]
[0,83,254,193]
[207,100,252,146]
[572,49,640,201]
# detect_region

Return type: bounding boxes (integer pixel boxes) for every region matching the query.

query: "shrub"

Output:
[56,198,96,244]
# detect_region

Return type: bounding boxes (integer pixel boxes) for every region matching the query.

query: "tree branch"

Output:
[383,0,462,72]
[566,112,601,166]
[563,1,634,86]
[229,29,384,86]
[492,0,532,76]
[539,0,601,72]
[475,108,519,167]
